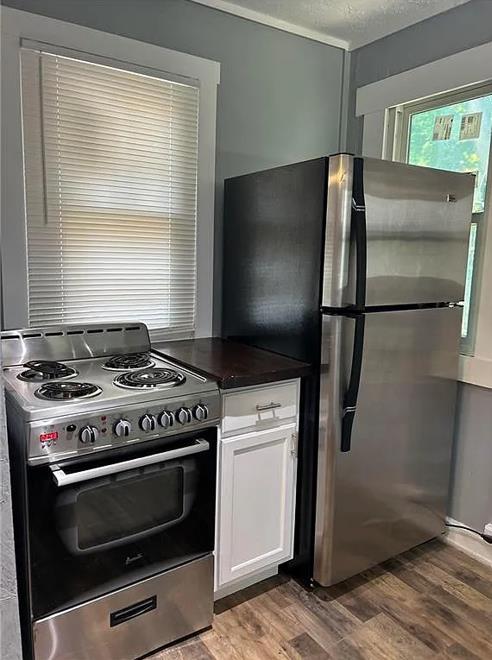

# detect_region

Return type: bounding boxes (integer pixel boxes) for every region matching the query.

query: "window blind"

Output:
[20,49,199,336]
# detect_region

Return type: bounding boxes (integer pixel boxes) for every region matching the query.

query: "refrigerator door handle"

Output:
[352,158,367,310]
[341,315,365,452]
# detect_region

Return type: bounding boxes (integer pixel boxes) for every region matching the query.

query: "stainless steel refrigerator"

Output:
[222,154,474,586]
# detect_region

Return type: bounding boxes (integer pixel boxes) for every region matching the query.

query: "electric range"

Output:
[2,322,219,660]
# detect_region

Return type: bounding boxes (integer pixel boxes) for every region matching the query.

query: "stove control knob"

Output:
[114,419,132,437]
[193,404,209,422]
[140,414,157,432]
[158,411,175,429]
[176,407,192,425]
[79,425,98,444]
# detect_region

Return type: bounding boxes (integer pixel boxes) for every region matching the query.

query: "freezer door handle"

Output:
[341,315,365,452]
[352,157,367,310]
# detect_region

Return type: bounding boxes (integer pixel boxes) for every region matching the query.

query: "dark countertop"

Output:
[152,337,311,390]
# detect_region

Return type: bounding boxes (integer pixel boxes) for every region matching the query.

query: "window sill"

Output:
[458,355,492,390]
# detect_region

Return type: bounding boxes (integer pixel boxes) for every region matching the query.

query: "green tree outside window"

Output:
[408,94,492,213]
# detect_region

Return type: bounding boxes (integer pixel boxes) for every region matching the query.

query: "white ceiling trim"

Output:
[190,0,349,50]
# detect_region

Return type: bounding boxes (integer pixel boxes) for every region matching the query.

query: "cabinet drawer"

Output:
[222,380,299,436]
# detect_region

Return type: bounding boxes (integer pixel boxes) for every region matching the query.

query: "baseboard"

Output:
[442,517,492,568]
[213,565,278,600]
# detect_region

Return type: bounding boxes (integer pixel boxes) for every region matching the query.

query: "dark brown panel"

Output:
[153,338,311,390]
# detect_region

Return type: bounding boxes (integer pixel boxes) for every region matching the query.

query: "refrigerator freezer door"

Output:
[314,306,461,586]
[358,159,473,306]
[323,156,475,309]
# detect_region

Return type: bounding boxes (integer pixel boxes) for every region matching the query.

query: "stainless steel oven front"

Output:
[23,427,217,659]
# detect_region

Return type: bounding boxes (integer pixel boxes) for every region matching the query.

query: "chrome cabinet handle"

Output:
[50,438,209,487]
[290,432,298,459]
[256,401,282,412]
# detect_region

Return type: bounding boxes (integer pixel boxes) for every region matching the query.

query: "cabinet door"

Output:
[217,424,297,587]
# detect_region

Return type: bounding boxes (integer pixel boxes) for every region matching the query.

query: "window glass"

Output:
[461,221,478,340]
[407,94,492,214]
[405,92,492,344]
[75,469,184,550]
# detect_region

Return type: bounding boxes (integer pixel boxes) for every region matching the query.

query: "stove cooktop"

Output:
[2,352,216,421]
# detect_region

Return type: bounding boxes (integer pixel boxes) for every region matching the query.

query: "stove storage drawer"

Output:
[221,380,299,436]
[33,555,213,660]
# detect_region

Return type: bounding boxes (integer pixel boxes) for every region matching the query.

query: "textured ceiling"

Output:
[192,0,470,49]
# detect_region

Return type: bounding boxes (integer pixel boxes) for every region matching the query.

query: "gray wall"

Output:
[451,383,492,530]
[347,0,492,153]
[347,0,492,532]
[1,0,344,332]
[0,354,22,660]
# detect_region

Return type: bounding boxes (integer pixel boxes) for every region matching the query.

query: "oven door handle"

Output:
[50,438,210,487]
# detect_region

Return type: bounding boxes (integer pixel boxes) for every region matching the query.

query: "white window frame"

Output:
[387,83,492,355]
[1,7,220,340]
[386,82,492,165]
[355,40,492,390]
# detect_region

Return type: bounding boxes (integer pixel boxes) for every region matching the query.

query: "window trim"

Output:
[356,41,492,118]
[355,42,492,389]
[389,82,492,165]
[1,7,220,340]
[387,83,492,354]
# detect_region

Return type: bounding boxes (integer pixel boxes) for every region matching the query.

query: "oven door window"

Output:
[56,462,193,554]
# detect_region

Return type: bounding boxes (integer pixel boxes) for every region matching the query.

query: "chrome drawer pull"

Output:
[256,401,282,412]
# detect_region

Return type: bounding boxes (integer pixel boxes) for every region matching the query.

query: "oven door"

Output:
[27,429,216,620]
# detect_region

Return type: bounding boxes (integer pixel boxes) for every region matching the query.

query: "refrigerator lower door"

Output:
[314,306,461,586]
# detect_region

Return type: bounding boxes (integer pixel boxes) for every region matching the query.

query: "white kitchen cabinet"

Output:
[217,424,297,588]
[215,380,300,596]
